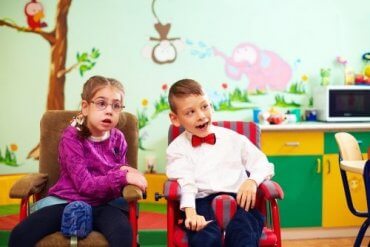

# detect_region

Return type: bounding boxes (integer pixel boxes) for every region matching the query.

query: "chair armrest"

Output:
[123,185,144,202]
[163,179,181,200]
[9,173,48,199]
[162,179,284,201]
[258,180,284,200]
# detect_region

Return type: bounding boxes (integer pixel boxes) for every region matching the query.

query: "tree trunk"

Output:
[46,0,71,110]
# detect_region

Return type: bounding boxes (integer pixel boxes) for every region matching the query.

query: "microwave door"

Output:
[330,90,370,120]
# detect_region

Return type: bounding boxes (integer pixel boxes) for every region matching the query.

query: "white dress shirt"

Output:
[166,125,274,210]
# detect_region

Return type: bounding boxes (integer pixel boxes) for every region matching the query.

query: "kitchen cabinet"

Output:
[260,123,370,229]
[261,131,323,227]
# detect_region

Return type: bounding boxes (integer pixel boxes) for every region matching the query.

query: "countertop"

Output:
[259,121,370,132]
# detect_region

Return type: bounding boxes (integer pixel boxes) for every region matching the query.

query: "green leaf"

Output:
[79,64,89,76]
[91,48,100,59]
[80,52,88,62]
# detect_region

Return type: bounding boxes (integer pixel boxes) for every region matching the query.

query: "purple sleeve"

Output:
[58,133,128,200]
[115,130,128,165]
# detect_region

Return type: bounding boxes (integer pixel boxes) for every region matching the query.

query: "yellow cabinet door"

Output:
[261,131,323,156]
[144,173,167,204]
[322,154,367,227]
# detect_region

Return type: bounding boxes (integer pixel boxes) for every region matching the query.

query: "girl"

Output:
[9,75,147,247]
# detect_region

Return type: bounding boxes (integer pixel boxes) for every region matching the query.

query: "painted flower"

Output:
[301,74,309,82]
[221,83,228,89]
[10,144,18,152]
[162,84,168,91]
[141,98,149,107]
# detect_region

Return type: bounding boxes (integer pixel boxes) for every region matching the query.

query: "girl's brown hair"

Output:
[168,79,204,113]
[78,75,125,138]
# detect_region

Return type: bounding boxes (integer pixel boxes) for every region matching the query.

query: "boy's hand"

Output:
[124,168,148,192]
[237,179,257,211]
[184,208,212,231]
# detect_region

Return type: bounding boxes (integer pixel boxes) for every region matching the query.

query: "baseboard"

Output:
[282,227,370,240]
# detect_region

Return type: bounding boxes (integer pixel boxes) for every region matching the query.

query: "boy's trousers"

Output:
[185,193,264,247]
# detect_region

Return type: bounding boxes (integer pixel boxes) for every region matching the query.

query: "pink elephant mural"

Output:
[214,43,292,91]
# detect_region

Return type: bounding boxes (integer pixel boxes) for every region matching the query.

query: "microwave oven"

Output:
[313,85,370,122]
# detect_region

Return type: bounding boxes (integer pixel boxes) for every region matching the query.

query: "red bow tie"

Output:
[191,133,216,147]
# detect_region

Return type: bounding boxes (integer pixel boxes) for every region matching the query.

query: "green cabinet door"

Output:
[269,155,322,227]
[325,131,370,154]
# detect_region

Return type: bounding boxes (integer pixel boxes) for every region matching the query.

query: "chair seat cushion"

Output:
[36,231,108,247]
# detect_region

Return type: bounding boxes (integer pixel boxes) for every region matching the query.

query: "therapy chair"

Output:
[335,132,370,247]
[155,121,284,247]
[9,110,143,247]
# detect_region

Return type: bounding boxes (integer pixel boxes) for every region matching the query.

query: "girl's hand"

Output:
[236,179,257,211]
[120,165,140,173]
[126,171,147,192]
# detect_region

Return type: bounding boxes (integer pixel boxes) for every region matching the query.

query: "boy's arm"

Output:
[237,136,274,211]
[166,142,197,210]
[241,137,274,186]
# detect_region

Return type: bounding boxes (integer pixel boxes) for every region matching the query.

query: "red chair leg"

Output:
[129,201,138,247]
[19,198,28,221]
[271,200,281,247]
[167,200,176,247]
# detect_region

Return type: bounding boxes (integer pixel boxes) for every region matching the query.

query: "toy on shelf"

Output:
[336,56,355,85]
[320,68,331,86]
[145,155,156,173]
[266,107,286,125]
[362,52,370,77]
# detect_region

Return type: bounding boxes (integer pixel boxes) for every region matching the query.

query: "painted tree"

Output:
[0,0,99,158]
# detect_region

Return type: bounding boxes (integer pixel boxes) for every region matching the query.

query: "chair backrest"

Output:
[39,110,138,198]
[168,121,261,148]
[334,132,363,161]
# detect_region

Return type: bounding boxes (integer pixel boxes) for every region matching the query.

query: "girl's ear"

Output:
[169,112,181,127]
[81,100,89,116]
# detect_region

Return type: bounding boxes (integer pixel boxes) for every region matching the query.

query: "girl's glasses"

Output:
[90,100,125,112]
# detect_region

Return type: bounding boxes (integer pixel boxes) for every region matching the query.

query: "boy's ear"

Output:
[169,112,181,127]
[210,103,215,113]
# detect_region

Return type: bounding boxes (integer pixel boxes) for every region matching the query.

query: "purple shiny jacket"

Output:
[48,126,129,206]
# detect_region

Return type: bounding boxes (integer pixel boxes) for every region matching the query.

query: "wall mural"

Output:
[142,0,184,65]
[1,1,324,167]
[0,0,100,162]
[136,4,310,151]
[213,43,292,92]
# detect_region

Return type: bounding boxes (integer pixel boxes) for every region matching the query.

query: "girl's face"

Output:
[81,86,124,137]
[169,94,213,138]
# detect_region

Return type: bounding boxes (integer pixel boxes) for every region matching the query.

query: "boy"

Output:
[166,79,274,247]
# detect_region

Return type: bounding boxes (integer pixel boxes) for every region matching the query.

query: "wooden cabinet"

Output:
[261,125,370,229]
[261,131,323,227]
[322,131,370,227]
[144,173,167,204]
[268,155,322,227]
[322,154,366,227]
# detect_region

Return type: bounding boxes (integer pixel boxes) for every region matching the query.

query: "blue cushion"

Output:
[61,201,93,239]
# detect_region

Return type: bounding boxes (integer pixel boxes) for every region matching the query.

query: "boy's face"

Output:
[169,94,213,138]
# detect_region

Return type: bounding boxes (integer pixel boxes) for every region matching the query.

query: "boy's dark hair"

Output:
[168,79,204,113]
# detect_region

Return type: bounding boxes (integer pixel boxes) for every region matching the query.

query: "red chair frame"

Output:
[157,121,284,247]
